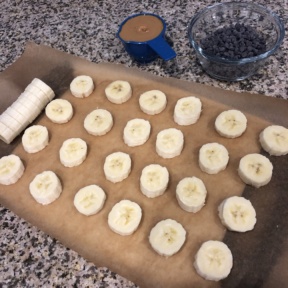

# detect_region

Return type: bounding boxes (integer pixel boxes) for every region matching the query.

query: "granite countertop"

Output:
[0,0,287,287]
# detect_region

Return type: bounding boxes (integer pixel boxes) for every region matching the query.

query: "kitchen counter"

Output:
[0,0,287,287]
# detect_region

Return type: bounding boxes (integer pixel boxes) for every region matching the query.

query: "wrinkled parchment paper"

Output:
[0,43,287,288]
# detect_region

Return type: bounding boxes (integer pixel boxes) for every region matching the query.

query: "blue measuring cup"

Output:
[117,13,176,63]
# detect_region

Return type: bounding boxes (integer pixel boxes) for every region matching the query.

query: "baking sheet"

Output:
[0,43,287,288]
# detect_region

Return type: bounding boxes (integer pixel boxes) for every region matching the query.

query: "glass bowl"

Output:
[188,2,285,81]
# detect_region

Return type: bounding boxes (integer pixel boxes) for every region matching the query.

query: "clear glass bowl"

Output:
[188,2,285,81]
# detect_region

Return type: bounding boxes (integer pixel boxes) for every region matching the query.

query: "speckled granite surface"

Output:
[0,0,287,287]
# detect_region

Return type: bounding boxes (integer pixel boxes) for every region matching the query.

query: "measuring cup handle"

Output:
[148,37,176,61]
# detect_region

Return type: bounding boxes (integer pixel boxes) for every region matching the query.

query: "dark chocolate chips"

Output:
[200,23,267,60]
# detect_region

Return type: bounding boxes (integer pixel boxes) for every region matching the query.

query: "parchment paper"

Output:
[0,43,287,288]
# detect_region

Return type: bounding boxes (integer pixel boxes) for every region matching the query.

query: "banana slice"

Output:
[0,126,15,144]
[176,177,207,213]
[123,118,151,147]
[0,154,25,185]
[139,90,167,115]
[0,111,23,133]
[17,94,42,116]
[103,152,131,183]
[215,109,247,138]
[238,153,273,188]
[22,125,49,153]
[0,122,6,134]
[140,164,169,198]
[5,107,29,128]
[13,96,40,124]
[84,108,113,136]
[0,114,24,144]
[31,78,55,101]
[11,101,34,122]
[156,128,184,159]
[74,184,106,216]
[174,96,202,126]
[194,240,233,281]
[59,138,88,167]
[70,75,94,98]
[259,125,288,156]
[108,199,142,236]
[149,219,186,257]
[45,99,74,124]
[0,79,54,144]
[17,90,47,110]
[199,142,229,174]
[105,80,132,104]
[25,84,51,105]
[218,196,257,232]
[29,170,62,205]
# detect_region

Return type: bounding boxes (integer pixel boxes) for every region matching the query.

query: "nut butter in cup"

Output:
[117,13,176,63]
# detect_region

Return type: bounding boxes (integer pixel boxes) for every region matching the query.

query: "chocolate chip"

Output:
[201,23,267,60]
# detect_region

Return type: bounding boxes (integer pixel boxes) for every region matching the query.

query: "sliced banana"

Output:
[17,90,48,110]
[84,108,113,136]
[18,92,42,112]
[5,107,29,128]
[149,219,186,257]
[139,90,167,115]
[0,122,6,134]
[238,153,273,188]
[156,128,184,159]
[29,170,62,205]
[123,118,151,147]
[59,138,88,167]
[0,126,15,144]
[0,115,23,144]
[3,108,30,141]
[25,84,51,104]
[74,184,106,216]
[194,240,233,281]
[218,196,257,232]
[0,154,25,185]
[0,79,54,144]
[105,80,132,104]
[176,177,207,213]
[15,94,42,123]
[45,99,73,124]
[174,96,202,126]
[11,101,34,122]
[199,142,229,174]
[22,125,49,154]
[108,199,142,236]
[140,164,169,198]
[70,75,94,98]
[259,125,288,156]
[215,109,247,138]
[31,78,55,101]
[0,111,24,133]
[103,152,131,183]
